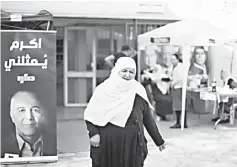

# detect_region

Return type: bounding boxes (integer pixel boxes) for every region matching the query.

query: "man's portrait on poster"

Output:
[1,36,56,158]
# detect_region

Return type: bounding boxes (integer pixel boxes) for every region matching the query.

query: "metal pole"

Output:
[181,44,190,130]
[46,21,50,31]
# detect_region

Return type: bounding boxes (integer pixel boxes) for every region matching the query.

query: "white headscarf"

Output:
[84,57,153,127]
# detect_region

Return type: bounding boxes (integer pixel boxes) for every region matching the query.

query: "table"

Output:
[187,87,237,129]
[213,92,237,129]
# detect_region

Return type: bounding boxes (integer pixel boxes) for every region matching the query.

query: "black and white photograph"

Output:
[1,0,237,167]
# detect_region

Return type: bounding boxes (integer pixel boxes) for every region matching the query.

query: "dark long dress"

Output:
[142,77,172,117]
[150,83,173,117]
[85,94,165,167]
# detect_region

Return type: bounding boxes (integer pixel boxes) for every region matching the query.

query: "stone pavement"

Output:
[2,124,237,167]
[144,128,237,167]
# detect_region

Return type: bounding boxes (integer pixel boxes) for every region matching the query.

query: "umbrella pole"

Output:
[181,44,190,130]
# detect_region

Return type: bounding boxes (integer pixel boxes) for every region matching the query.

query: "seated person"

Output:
[212,70,237,123]
[141,63,173,120]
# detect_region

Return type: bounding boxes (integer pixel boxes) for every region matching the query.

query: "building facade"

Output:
[2,1,181,118]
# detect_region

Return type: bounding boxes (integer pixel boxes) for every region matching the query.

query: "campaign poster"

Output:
[1,30,57,163]
[186,45,218,115]
[187,46,210,89]
[141,44,181,70]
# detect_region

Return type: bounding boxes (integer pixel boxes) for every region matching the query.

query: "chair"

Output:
[231,103,237,123]
[214,99,237,129]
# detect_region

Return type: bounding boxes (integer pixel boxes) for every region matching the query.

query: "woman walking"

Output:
[84,57,166,167]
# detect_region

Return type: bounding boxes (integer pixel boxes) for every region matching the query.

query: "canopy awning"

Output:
[1,9,54,30]
[138,19,237,50]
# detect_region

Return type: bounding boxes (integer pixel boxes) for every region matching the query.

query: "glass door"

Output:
[95,25,126,85]
[64,27,96,107]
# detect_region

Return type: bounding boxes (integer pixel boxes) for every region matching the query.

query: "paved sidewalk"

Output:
[145,128,237,167]
[2,124,237,167]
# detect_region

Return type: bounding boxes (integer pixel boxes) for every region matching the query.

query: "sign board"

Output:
[137,3,165,13]
[150,37,170,44]
[1,30,58,164]
[209,39,216,44]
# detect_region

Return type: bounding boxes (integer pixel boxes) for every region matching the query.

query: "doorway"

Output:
[64,26,96,107]
[63,25,127,107]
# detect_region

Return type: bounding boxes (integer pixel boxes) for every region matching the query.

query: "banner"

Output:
[1,30,57,164]
[186,45,216,115]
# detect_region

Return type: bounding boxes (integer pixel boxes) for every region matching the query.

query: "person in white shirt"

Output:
[221,70,236,87]
[212,70,237,123]
[170,54,188,129]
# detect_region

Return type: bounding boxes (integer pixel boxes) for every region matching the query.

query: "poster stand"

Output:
[1,10,58,165]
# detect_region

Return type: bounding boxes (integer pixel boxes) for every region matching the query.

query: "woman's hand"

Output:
[159,143,166,152]
[90,134,100,147]
[159,141,175,152]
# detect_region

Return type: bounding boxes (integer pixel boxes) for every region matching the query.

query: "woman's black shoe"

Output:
[170,123,181,129]
[170,123,188,129]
